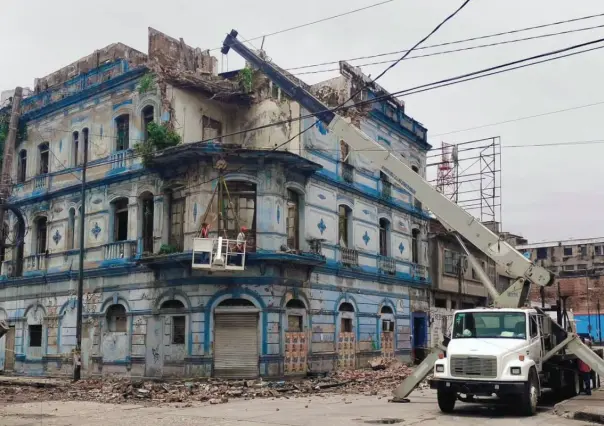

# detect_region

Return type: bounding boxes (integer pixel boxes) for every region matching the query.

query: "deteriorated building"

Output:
[519,237,604,340]
[0,29,432,377]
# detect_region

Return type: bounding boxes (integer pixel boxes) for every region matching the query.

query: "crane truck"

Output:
[218,29,604,416]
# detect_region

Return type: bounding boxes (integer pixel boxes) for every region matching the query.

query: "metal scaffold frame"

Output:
[429,136,502,224]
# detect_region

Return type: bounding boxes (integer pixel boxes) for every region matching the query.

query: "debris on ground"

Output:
[0,361,422,407]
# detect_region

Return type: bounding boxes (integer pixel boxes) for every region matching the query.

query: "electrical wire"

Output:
[430,100,604,137]
[293,23,604,75]
[286,11,604,71]
[19,35,604,193]
[208,0,396,52]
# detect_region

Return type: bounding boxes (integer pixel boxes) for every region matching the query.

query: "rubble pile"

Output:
[0,361,422,406]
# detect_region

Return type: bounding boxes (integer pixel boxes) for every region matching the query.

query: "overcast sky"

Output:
[1,0,603,243]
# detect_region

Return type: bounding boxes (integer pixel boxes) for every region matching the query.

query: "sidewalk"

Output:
[554,388,604,424]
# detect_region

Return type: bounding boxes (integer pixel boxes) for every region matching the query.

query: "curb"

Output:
[573,411,604,425]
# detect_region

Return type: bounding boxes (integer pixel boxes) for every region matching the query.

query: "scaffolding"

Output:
[428,136,502,224]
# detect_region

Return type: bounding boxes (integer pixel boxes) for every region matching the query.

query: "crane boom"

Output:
[221,30,554,301]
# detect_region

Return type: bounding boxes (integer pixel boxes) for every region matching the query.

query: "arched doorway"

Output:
[284,298,307,375]
[213,298,259,379]
[337,301,356,370]
[380,305,395,359]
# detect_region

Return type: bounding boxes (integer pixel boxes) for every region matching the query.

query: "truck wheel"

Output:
[566,371,580,397]
[519,370,539,416]
[437,389,456,413]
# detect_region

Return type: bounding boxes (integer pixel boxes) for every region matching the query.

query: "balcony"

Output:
[341,247,359,267]
[378,256,396,275]
[341,163,354,184]
[380,180,392,200]
[103,240,138,261]
[23,254,48,275]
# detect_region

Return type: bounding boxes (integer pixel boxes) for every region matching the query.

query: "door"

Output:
[4,326,15,371]
[413,314,427,363]
[214,312,259,379]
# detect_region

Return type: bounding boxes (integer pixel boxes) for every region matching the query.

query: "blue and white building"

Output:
[0,30,432,378]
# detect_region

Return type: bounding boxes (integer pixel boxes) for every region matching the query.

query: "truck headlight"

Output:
[436,365,445,373]
[510,367,521,375]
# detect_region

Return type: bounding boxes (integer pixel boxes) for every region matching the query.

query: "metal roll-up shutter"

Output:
[214,312,259,379]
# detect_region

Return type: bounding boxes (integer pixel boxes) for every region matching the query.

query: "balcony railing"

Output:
[104,240,137,260]
[33,175,49,192]
[110,149,131,170]
[380,180,392,200]
[24,254,47,274]
[378,256,396,275]
[341,163,354,183]
[341,247,359,266]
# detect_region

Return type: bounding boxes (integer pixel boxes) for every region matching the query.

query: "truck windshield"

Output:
[452,311,527,339]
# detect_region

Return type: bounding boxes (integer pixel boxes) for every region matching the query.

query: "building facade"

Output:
[518,237,604,341]
[0,31,431,377]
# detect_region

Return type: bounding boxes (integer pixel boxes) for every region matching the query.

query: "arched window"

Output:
[112,198,129,242]
[160,299,185,344]
[412,228,420,264]
[72,131,79,166]
[34,217,48,254]
[217,298,254,307]
[286,190,300,250]
[339,302,354,333]
[285,299,305,332]
[338,205,352,247]
[115,114,130,151]
[339,302,354,312]
[82,128,89,164]
[379,218,390,257]
[140,192,154,253]
[67,208,76,250]
[142,106,154,142]
[38,142,49,175]
[17,149,27,183]
[381,306,393,314]
[106,304,127,332]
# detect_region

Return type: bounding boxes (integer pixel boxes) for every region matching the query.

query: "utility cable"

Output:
[430,100,604,137]
[293,23,604,75]
[287,11,604,71]
[20,35,604,187]
[208,0,396,51]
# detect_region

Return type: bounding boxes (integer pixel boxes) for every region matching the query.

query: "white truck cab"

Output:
[432,308,543,414]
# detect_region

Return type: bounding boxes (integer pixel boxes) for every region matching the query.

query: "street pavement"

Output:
[0,388,594,426]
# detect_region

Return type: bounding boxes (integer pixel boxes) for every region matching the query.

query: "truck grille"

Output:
[450,355,497,379]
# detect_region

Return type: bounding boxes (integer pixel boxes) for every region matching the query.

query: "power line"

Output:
[286,11,604,71]
[272,0,473,176]
[26,35,604,175]
[209,0,396,52]
[293,23,604,75]
[430,100,604,137]
[21,34,604,190]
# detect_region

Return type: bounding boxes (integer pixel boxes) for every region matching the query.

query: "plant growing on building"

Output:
[158,244,179,255]
[134,122,181,167]
[138,73,156,95]
[237,67,254,93]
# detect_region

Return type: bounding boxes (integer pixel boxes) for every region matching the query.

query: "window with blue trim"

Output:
[115,114,129,151]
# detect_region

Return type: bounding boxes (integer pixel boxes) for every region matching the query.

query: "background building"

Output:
[518,237,604,341]
[0,30,432,377]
